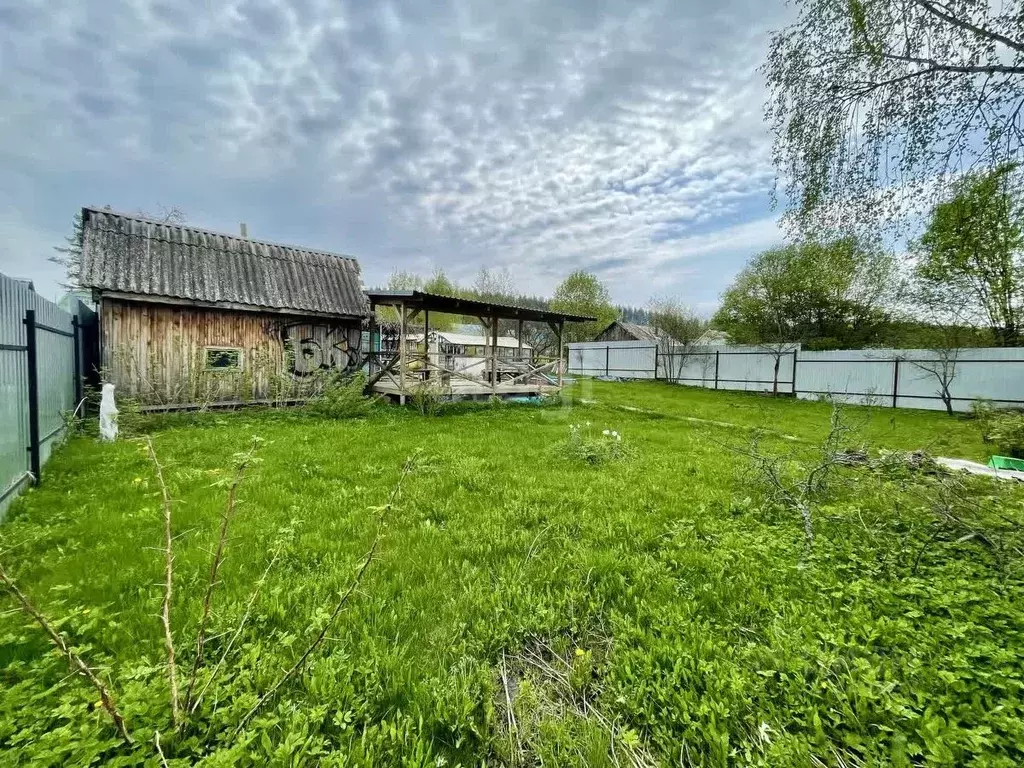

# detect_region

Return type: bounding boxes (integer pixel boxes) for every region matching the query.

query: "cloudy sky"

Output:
[0,0,790,310]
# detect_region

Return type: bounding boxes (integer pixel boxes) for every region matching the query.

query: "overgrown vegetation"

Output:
[974,400,1024,458]
[561,422,630,466]
[2,381,1023,766]
[306,372,379,420]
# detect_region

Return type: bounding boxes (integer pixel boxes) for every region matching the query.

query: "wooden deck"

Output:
[370,376,558,400]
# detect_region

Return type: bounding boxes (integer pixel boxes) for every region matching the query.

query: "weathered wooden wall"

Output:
[593,324,638,343]
[100,298,362,405]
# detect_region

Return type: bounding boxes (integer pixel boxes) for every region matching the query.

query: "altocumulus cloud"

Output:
[0,0,787,306]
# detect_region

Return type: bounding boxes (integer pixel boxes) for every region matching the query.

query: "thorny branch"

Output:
[182,436,261,720]
[0,561,133,745]
[232,453,419,735]
[189,549,280,715]
[145,435,180,728]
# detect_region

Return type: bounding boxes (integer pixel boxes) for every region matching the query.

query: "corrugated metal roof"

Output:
[407,331,533,348]
[79,207,368,318]
[600,321,662,341]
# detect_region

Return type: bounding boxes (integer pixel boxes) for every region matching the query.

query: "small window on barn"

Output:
[205,347,242,370]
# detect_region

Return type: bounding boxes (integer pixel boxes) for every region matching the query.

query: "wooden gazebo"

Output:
[364,290,595,402]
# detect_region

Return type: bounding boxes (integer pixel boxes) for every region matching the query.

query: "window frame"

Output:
[204,346,244,372]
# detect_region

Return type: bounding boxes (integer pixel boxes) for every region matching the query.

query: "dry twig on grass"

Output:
[0,561,133,745]
[145,435,180,728]
[182,436,261,719]
[726,403,861,545]
[232,453,419,735]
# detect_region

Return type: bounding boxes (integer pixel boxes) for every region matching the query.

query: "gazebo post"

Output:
[423,308,430,380]
[517,318,523,362]
[490,314,499,396]
[399,301,407,404]
[367,301,376,377]
[557,320,564,388]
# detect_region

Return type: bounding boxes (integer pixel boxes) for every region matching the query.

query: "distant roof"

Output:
[407,331,528,348]
[695,329,731,345]
[366,290,596,324]
[598,321,663,341]
[436,331,531,348]
[79,207,367,318]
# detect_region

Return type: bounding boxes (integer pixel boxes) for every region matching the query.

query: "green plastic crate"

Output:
[988,455,1024,471]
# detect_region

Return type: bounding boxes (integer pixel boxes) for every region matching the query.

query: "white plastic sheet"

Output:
[99,383,118,441]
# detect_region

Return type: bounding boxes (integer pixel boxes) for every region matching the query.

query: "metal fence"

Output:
[1,273,94,518]
[567,341,1024,412]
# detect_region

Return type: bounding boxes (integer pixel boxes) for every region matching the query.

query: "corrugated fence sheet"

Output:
[568,341,657,379]
[1,273,85,518]
[567,341,1024,412]
[794,348,1024,411]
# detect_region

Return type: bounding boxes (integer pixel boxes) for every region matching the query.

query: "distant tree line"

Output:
[714,163,1024,353]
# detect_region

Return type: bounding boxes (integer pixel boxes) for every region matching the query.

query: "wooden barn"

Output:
[78,208,368,408]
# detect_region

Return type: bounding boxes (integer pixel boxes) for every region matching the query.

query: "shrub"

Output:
[307,373,377,419]
[985,410,1024,457]
[409,379,450,416]
[562,422,630,465]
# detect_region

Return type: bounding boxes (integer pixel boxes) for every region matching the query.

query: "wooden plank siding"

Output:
[100,298,362,406]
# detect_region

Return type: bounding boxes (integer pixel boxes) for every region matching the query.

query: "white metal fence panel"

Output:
[566,340,1024,412]
[713,346,797,394]
[796,348,1024,411]
[1,273,80,518]
[568,341,657,379]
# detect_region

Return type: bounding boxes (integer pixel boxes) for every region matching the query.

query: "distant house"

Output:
[79,207,368,407]
[593,321,664,343]
[695,329,731,346]
[420,329,532,377]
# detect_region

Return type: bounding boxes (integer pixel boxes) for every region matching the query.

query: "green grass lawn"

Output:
[1,382,1022,766]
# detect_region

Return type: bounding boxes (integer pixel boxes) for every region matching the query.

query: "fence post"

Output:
[714,350,720,390]
[654,346,659,380]
[605,345,610,377]
[891,357,900,408]
[72,315,82,406]
[24,309,41,483]
[791,348,798,395]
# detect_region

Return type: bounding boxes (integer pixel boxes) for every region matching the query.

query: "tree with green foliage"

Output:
[914,163,1024,346]
[471,267,516,303]
[714,238,898,351]
[550,271,618,345]
[377,268,462,330]
[765,0,1024,229]
[647,297,708,345]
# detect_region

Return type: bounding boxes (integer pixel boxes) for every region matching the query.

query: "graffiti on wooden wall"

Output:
[279,322,362,377]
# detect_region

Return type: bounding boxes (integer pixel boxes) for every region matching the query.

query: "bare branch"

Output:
[182,436,261,719]
[154,730,170,767]
[911,0,1024,56]
[189,549,280,715]
[144,435,180,728]
[0,561,133,745]
[232,454,418,735]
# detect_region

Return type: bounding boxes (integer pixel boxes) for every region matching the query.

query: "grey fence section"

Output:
[794,348,1024,411]
[1,273,90,518]
[664,344,799,394]
[568,341,657,379]
[567,341,1024,412]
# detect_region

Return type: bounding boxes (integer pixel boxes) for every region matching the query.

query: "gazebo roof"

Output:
[365,290,596,324]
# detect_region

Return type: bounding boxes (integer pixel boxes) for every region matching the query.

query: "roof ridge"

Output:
[82,207,359,264]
